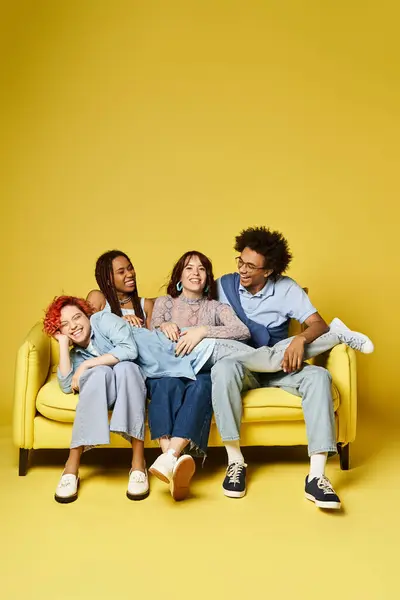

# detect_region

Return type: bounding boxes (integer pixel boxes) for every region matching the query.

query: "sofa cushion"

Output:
[36,373,340,424]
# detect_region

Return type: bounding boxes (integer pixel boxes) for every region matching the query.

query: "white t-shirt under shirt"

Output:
[103,298,147,320]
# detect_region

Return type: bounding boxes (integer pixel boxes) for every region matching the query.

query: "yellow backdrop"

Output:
[1,1,398,426]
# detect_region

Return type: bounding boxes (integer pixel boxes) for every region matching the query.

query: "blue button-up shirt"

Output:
[58,311,215,393]
[216,275,316,328]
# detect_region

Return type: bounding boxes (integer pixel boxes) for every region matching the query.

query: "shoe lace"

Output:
[317,475,336,495]
[344,335,365,351]
[130,471,146,483]
[227,462,244,485]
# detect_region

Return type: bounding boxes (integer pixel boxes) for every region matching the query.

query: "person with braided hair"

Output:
[87,250,216,502]
[87,250,154,329]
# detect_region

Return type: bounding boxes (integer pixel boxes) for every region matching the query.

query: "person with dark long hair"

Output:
[87,250,154,329]
[148,250,250,501]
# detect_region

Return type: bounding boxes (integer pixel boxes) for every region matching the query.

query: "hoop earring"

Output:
[176,281,183,292]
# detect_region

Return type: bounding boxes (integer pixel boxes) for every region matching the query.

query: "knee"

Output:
[114,361,144,380]
[82,365,113,384]
[302,366,332,390]
[150,377,185,397]
[211,358,243,383]
[148,377,185,404]
[192,373,212,395]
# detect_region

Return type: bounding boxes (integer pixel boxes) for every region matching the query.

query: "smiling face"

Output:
[180,254,207,296]
[237,247,271,294]
[112,255,136,294]
[59,305,91,347]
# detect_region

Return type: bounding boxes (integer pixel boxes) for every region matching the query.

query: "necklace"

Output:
[119,295,132,306]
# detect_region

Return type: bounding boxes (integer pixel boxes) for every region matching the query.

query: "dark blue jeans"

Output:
[146,373,213,455]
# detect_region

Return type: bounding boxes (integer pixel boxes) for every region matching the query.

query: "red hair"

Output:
[43,296,94,336]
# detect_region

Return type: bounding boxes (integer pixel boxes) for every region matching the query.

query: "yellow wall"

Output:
[1,1,398,425]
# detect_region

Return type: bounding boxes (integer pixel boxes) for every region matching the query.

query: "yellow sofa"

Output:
[13,320,356,475]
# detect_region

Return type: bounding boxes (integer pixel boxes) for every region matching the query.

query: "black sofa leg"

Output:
[337,443,350,470]
[19,449,30,476]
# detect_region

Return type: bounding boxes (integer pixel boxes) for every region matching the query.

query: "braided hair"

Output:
[95,250,145,322]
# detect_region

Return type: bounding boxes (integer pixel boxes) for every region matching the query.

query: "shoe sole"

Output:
[54,478,79,504]
[54,493,78,504]
[171,456,196,501]
[305,493,341,510]
[126,489,150,501]
[149,466,170,484]
[223,488,246,498]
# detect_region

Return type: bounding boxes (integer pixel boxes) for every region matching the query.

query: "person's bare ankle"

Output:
[64,463,79,476]
[131,460,145,473]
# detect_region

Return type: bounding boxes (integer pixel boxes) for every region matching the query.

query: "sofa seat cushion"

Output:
[37,373,340,424]
[37,376,78,422]
[242,384,339,422]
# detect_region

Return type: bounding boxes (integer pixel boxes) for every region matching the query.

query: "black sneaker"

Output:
[223,462,247,498]
[305,475,341,509]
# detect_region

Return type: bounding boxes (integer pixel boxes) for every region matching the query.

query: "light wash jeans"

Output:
[208,331,339,456]
[70,362,147,449]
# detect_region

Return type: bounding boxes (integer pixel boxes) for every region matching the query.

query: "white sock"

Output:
[225,441,245,465]
[308,453,327,481]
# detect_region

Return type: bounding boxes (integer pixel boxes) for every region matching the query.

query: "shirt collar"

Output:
[239,278,275,299]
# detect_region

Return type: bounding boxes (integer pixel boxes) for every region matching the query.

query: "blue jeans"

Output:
[211,360,337,456]
[146,373,213,455]
[71,363,147,449]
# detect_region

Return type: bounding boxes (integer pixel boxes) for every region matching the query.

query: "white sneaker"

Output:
[55,472,79,504]
[171,455,196,501]
[149,449,177,484]
[127,469,149,501]
[329,317,374,354]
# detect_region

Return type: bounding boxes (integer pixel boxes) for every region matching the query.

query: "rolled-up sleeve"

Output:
[98,312,138,362]
[57,352,84,394]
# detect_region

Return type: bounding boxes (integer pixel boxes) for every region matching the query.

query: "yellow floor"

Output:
[1,413,399,600]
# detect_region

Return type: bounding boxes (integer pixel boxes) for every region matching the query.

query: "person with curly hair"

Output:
[44,296,149,504]
[212,226,373,509]
[45,254,371,505]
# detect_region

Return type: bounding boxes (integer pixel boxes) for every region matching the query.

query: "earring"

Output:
[204,286,209,293]
[176,281,183,292]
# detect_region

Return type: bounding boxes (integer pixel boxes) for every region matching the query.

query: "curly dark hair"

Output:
[234,226,293,279]
[166,251,217,299]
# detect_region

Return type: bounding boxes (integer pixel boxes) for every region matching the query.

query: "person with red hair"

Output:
[44,296,148,504]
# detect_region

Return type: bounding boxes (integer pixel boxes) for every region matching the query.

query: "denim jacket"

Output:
[58,311,215,393]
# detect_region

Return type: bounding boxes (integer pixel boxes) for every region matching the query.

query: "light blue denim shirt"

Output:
[216,275,317,327]
[58,311,215,394]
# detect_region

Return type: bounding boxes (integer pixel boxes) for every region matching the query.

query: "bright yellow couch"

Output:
[13,320,356,475]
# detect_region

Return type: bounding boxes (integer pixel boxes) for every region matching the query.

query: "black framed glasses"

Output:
[235,257,266,273]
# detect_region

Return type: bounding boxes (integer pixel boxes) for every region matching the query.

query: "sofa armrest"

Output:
[311,344,357,444]
[13,321,51,448]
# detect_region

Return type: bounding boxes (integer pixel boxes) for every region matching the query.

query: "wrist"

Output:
[296,334,307,344]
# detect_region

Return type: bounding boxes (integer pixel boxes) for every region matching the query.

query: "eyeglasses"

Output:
[235,257,266,273]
